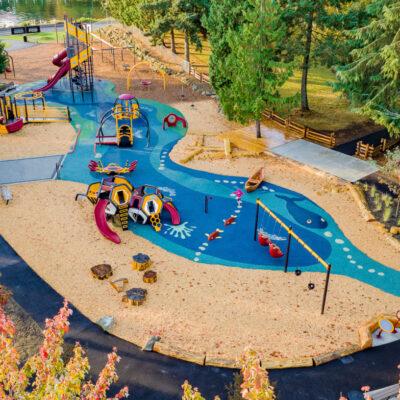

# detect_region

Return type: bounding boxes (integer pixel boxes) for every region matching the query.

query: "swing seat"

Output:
[269,243,284,258]
[258,232,271,247]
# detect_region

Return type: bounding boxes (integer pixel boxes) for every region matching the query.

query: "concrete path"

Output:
[0,155,62,184]
[272,139,378,182]
[0,235,399,400]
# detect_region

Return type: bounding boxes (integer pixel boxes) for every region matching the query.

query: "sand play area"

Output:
[0,42,399,368]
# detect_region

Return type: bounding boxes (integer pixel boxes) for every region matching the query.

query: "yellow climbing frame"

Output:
[126,61,167,91]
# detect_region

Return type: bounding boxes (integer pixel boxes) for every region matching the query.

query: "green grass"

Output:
[0,31,64,44]
[279,66,368,132]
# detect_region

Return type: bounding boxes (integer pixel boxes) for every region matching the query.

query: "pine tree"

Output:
[102,0,153,31]
[336,0,400,137]
[140,0,177,52]
[206,0,293,137]
[279,0,354,112]
[0,42,7,74]
[172,0,209,62]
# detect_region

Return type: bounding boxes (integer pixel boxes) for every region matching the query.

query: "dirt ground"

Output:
[0,43,398,365]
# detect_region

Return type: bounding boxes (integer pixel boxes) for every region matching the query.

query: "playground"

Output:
[0,18,399,370]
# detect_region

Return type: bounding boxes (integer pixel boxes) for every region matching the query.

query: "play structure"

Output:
[0,91,70,134]
[95,94,150,147]
[126,61,167,92]
[254,198,332,314]
[88,160,138,175]
[36,16,93,101]
[76,176,180,244]
[163,113,187,130]
[245,167,264,193]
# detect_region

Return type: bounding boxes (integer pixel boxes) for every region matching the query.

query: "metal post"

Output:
[321,264,331,315]
[253,199,260,241]
[284,227,292,273]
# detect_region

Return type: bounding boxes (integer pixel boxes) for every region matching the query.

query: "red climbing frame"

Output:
[163,113,187,130]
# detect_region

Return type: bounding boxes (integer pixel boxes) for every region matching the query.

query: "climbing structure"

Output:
[76,176,180,244]
[96,94,150,147]
[64,16,94,101]
[0,91,70,134]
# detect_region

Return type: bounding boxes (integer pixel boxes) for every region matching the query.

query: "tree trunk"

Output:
[256,119,261,138]
[301,11,314,112]
[170,28,176,54]
[184,30,190,63]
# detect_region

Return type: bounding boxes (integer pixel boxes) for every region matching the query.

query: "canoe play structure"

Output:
[245,167,265,192]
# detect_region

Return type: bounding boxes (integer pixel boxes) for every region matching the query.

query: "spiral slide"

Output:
[94,199,121,244]
[35,49,71,92]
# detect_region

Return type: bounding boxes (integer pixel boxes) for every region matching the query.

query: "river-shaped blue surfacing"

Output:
[26,79,399,296]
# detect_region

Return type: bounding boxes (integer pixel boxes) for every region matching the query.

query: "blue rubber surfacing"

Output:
[15,79,399,298]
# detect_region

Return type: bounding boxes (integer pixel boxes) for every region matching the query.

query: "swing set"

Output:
[253,198,332,315]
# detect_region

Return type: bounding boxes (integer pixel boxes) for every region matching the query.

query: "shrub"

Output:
[0,300,128,399]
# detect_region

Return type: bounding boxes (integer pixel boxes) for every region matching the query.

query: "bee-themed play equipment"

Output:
[95,94,150,148]
[76,176,180,244]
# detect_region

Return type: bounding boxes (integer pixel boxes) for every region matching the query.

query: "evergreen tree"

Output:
[279,0,355,112]
[102,0,153,31]
[140,0,177,52]
[0,42,7,74]
[172,0,209,62]
[206,0,293,137]
[336,0,400,137]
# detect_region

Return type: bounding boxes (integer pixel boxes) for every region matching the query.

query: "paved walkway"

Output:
[0,235,398,400]
[272,139,378,182]
[0,154,62,184]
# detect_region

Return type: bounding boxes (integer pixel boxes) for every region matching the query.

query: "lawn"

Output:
[0,31,64,44]
[164,31,370,132]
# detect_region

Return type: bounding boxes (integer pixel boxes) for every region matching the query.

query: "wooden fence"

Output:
[187,65,210,84]
[355,136,400,160]
[262,109,336,147]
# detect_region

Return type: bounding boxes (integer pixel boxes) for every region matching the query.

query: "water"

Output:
[0,0,105,27]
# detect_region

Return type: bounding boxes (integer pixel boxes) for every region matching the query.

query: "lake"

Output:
[0,0,106,27]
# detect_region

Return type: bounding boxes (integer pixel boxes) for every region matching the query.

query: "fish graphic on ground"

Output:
[223,215,237,226]
[276,194,328,229]
[206,229,224,241]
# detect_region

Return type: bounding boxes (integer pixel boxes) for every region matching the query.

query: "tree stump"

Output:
[131,253,151,271]
[0,285,12,306]
[91,264,113,280]
[122,288,147,306]
[143,270,157,283]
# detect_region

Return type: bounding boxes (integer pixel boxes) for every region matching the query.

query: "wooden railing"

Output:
[262,109,336,147]
[355,136,400,160]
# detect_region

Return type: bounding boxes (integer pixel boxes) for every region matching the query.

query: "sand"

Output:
[0,180,398,363]
[0,42,399,366]
[0,122,77,160]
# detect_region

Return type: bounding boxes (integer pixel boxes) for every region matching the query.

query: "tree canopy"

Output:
[336,0,400,137]
[205,0,294,137]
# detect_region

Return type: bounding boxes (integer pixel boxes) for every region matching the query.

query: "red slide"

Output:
[35,49,71,92]
[94,199,121,244]
[163,202,181,225]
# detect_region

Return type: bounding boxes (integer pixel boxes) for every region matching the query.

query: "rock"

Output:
[142,335,161,351]
[96,316,115,333]
[390,226,400,235]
